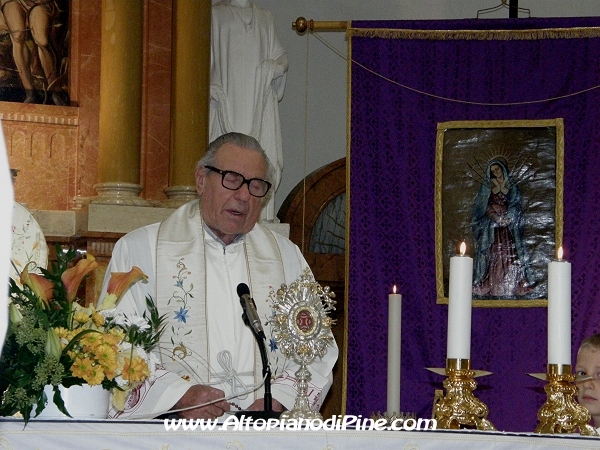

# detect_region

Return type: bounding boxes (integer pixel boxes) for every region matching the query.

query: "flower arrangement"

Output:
[0,246,165,423]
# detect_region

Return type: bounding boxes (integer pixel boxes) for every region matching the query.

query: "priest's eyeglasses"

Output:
[205,165,272,198]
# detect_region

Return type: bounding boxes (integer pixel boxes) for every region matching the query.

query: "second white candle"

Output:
[547,248,571,365]
[447,243,473,360]
[387,286,402,414]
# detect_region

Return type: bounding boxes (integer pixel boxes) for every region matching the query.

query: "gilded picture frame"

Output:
[435,119,564,308]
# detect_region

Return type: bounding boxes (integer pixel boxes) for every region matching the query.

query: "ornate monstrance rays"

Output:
[270,269,336,420]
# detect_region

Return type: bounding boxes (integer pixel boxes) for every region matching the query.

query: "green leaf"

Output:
[61,328,100,355]
[52,385,72,418]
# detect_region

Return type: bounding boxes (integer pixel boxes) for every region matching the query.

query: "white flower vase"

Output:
[33,384,110,419]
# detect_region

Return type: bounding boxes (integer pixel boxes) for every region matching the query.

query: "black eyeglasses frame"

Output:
[204,165,272,198]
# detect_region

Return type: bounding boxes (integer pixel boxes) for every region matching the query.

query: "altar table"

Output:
[0,418,598,449]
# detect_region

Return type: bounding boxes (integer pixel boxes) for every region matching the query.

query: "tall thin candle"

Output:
[447,242,473,360]
[547,247,571,365]
[387,285,402,414]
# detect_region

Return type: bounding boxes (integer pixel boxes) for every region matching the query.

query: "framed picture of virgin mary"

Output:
[435,119,564,307]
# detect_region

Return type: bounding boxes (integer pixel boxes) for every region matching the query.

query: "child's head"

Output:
[576,333,600,426]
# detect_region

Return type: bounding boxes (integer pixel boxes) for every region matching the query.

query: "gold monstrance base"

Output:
[534,364,598,436]
[431,358,496,431]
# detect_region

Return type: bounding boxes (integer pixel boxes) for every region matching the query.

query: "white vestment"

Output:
[0,132,13,356]
[100,200,337,419]
[210,0,287,221]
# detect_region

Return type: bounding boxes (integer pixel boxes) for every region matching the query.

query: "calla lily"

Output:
[45,328,62,359]
[61,254,99,303]
[20,262,54,308]
[98,267,147,310]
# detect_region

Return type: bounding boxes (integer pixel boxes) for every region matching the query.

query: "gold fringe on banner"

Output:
[348,26,600,41]
[313,30,600,106]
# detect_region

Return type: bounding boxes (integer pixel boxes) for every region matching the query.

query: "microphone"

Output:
[236,283,265,339]
[235,282,278,420]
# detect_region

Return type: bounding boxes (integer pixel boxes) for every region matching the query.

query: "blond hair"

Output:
[579,333,600,353]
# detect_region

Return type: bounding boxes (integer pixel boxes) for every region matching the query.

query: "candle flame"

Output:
[393,285,397,294]
[557,246,563,261]
[459,242,466,256]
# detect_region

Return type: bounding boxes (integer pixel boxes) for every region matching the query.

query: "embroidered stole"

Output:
[156,200,285,395]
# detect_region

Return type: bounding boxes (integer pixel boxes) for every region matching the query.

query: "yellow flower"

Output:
[83,365,105,385]
[74,304,103,328]
[102,334,121,352]
[54,327,70,339]
[122,356,150,383]
[98,267,147,310]
[61,254,99,303]
[64,330,78,345]
[54,327,70,349]
[71,356,93,379]
[103,329,125,350]
[81,332,102,350]
[73,311,91,325]
[109,328,125,340]
[92,311,105,327]
[95,343,117,371]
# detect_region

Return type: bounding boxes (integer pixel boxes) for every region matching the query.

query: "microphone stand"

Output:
[234,311,281,421]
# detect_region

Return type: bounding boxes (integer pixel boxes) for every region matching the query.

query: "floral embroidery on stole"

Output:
[155,200,286,396]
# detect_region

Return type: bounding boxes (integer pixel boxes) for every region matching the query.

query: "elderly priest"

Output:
[99,132,337,420]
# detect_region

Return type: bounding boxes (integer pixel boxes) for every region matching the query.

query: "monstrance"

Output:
[270,269,336,420]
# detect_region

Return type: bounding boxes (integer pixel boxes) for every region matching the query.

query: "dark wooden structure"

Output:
[277,157,347,418]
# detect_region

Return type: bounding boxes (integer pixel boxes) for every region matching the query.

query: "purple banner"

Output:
[348,17,600,431]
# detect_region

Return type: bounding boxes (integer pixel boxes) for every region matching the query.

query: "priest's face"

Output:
[576,346,600,426]
[196,142,267,245]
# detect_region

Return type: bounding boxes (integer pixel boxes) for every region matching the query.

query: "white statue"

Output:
[210,0,288,221]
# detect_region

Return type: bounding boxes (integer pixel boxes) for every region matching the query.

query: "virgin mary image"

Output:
[471,157,534,298]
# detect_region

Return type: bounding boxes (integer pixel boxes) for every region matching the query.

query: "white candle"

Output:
[547,247,571,365]
[387,285,402,414]
[447,242,473,360]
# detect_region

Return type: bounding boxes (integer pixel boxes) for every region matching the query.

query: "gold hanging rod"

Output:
[292,17,348,34]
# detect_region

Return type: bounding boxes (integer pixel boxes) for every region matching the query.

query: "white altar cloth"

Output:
[0,418,598,449]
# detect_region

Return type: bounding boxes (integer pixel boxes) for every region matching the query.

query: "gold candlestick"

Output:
[534,364,598,436]
[431,358,496,430]
[369,411,418,427]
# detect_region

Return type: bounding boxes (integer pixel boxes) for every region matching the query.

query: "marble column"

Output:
[163,0,211,207]
[93,0,149,206]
